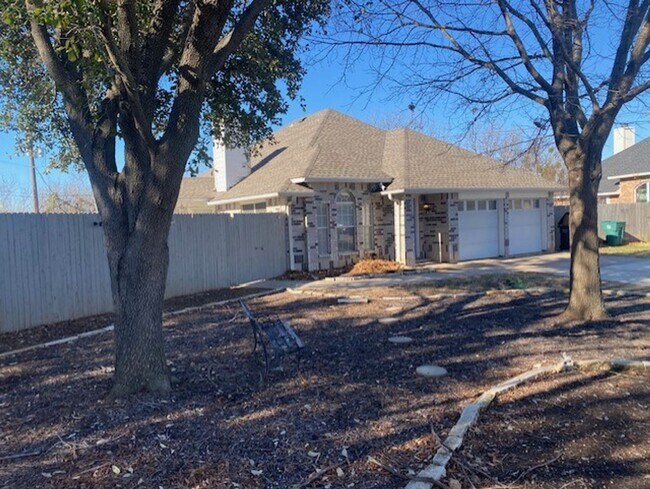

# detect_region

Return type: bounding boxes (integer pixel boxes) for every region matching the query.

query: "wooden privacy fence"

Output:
[553,203,650,246]
[597,204,650,242]
[0,213,288,332]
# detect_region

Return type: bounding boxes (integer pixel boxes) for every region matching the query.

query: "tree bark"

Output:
[564,149,608,321]
[105,219,173,397]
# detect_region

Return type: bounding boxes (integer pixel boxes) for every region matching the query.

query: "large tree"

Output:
[334,0,650,320]
[0,0,329,397]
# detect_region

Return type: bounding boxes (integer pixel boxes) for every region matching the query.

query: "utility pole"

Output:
[28,144,40,214]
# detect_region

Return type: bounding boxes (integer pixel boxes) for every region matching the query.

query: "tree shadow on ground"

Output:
[0,290,647,488]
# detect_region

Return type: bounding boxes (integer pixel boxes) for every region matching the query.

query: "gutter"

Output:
[607,171,650,180]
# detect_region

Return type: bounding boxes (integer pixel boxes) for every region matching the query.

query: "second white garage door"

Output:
[458,200,500,260]
[509,199,543,255]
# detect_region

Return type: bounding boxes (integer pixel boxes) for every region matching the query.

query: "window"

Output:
[466,200,476,211]
[522,199,532,209]
[241,202,266,213]
[635,182,649,203]
[488,200,497,210]
[457,201,464,211]
[316,202,330,256]
[533,199,540,208]
[478,200,486,211]
[512,199,522,210]
[336,191,356,252]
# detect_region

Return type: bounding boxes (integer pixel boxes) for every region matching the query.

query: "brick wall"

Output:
[617,177,650,203]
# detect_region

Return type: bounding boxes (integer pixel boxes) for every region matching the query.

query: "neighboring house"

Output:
[176,170,217,213]
[598,126,650,204]
[179,109,561,270]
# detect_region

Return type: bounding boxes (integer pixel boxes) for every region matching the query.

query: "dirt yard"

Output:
[0,287,648,488]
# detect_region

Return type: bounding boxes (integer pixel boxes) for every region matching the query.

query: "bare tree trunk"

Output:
[564,150,608,320]
[106,221,172,397]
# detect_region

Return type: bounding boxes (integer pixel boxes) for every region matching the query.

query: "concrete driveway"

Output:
[298,252,650,293]
[431,252,650,287]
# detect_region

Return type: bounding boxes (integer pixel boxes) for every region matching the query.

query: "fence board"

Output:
[597,204,650,242]
[0,213,288,332]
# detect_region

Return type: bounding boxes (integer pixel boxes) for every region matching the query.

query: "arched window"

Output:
[635,182,649,203]
[336,190,356,252]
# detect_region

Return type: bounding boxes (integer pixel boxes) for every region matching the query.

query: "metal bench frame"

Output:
[239,300,305,374]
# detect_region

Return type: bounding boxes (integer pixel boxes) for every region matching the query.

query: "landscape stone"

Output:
[416,365,448,378]
[337,296,369,304]
[388,336,413,344]
[378,317,399,325]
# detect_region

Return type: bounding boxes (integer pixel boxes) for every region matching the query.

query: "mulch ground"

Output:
[456,369,649,489]
[0,286,268,354]
[0,288,648,488]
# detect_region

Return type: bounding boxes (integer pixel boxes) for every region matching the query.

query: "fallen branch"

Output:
[511,454,561,484]
[295,461,344,488]
[0,450,43,462]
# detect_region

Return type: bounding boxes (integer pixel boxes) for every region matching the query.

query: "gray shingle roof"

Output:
[599,137,650,195]
[207,109,561,204]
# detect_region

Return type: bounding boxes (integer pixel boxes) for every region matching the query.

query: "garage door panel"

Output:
[458,209,499,261]
[509,205,543,255]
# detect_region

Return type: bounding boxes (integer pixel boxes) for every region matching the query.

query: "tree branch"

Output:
[96,0,155,147]
[24,0,94,163]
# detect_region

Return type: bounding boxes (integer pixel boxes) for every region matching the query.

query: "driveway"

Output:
[433,252,650,287]
[297,252,650,292]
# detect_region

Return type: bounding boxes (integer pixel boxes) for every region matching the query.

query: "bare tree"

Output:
[41,176,97,214]
[0,176,29,212]
[333,0,650,320]
[466,124,567,184]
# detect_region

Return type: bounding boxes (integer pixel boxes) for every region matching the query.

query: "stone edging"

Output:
[404,356,649,489]
[0,288,283,360]
[288,286,650,303]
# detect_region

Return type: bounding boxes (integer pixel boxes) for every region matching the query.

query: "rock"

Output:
[416,365,448,378]
[388,336,413,344]
[378,317,399,325]
[337,296,369,304]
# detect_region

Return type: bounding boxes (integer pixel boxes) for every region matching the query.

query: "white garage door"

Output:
[509,199,543,255]
[458,200,500,260]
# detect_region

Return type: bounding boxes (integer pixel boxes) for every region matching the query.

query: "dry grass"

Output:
[406,272,569,295]
[348,258,405,275]
[600,241,650,258]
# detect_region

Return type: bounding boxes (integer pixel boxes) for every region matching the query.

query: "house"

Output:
[598,125,650,203]
[181,109,561,270]
[176,171,216,213]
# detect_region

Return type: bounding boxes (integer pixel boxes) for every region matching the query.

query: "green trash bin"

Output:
[600,220,625,246]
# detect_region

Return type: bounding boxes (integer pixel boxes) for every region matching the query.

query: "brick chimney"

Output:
[613,124,635,154]
[213,138,249,192]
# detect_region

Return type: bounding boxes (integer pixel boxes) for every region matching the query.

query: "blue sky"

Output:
[1,45,648,198]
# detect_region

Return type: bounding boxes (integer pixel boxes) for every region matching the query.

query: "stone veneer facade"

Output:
[217,188,555,271]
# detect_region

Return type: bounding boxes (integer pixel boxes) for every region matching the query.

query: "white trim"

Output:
[382,186,564,197]
[634,181,650,203]
[598,191,620,196]
[608,172,650,180]
[290,176,390,184]
[208,191,312,206]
